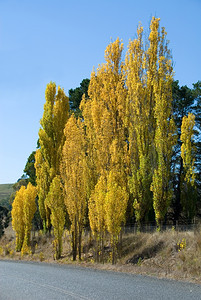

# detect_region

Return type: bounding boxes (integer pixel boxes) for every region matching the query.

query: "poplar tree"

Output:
[35,82,69,231]
[180,113,196,219]
[150,19,176,227]
[21,183,37,255]
[81,38,129,262]
[81,38,127,176]
[126,17,175,227]
[88,174,107,262]
[125,23,153,224]
[12,183,36,254]
[105,168,129,264]
[12,186,26,251]
[35,150,50,229]
[46,176,65,259]
[61,114,87,261]
[181,113,196,185]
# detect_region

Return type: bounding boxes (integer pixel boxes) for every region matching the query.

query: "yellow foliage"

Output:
[46,176,65,259]
[140,17,175,226]
[89,175,107,235]
[21,183,37,255]
[11,186,26,251]
[61,114,87,260]
[61,115,87,225]
[81,38,128,240]
[177,238,186,252]
[81,38,127,176]
[105,170,129,236]
[12,183,36,254]
[35,149,49,225]
[181,113,196,185]
[125,17,176,226]
[35,82,69,230]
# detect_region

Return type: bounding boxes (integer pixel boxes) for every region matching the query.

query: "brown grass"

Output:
[1,224,201,283]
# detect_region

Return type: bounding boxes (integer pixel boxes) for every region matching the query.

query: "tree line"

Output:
[11,17,201,263]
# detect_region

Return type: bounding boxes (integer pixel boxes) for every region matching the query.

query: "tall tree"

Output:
[23,148,42,230]
[180,113,197,220]
[125,23,153,225]
[171,81,195,222]
[35,82,69,231]
[69,78,90,116]
[24,151,36,186]
[0,206,9,238]
[126,18,176,227]
[105,168,129,264]
[11,186,25,251]
[150,19,176,227]
[181,113,196,185]
[81,38,129,262]
[61,114,87,261]
[88,174,107,262]
[35,150,50,230]
[193,81,201,179]
[193,81,201,130]
[12,184,37,254]
[21,183,37,255]
[46,176,66,259]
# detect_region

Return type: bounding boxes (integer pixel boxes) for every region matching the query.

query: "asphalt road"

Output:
[0,260,201,300]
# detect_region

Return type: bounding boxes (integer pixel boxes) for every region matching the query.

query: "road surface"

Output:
[0,260,201,299]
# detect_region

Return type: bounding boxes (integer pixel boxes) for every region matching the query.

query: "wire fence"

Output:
[80,222,201,241]
[31,220,201,241]
[121,222,201,234]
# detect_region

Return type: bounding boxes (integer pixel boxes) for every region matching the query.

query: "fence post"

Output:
[176,220,178,231]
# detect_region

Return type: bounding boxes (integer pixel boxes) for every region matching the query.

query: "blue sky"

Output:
[0,0,200,184]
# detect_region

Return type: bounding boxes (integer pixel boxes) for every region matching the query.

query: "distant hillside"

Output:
[0,184,14,210]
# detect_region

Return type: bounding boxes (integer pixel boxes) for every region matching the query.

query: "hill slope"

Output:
[0,184,14,209]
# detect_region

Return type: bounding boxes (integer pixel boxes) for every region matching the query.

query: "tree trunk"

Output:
[101,232,104,264]
[78,226,82,261]
[72,220,78,261]
[174,157,183,224]
[112,235,117,265]
[118,228,123,259]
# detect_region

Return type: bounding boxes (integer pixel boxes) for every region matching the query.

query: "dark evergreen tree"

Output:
[192,81,201,218]
[171,81,198,223]
[69,78,90,116]
[0,206,10,238]
[24,151,36,186]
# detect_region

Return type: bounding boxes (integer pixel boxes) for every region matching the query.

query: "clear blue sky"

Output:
[0,0,200,184]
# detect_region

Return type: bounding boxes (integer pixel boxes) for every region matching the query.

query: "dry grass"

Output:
[1,224,201,283]
[117,229,201,283]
